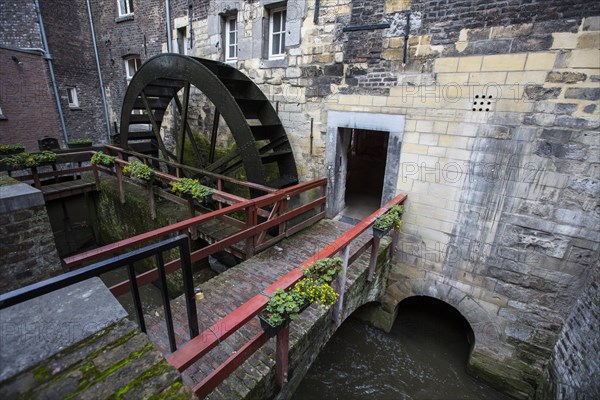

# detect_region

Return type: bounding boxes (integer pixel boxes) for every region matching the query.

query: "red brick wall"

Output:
[0,49,61,151]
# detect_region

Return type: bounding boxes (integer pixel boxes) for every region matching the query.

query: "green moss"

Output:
[109,360,176,399]
[31,364,53,383]
[0,172,18,186]
[64,342,154,399]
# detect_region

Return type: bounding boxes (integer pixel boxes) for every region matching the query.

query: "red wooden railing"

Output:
[64,174,328,297]
[167,193,407,398]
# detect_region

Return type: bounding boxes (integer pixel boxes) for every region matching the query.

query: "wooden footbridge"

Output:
[1,145,406,399]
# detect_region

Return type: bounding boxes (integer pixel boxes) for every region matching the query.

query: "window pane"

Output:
[118,0,125,15]
[272,33,280,55]
[128,0,133,13]
[281,11,286,30]
[273,11,281,32]
[67,89,73,104]
[281,32,285,51]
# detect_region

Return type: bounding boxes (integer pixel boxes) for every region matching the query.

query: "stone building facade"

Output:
[168,0,599,398]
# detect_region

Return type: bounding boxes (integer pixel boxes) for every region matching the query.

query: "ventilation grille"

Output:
[471,94,494,112]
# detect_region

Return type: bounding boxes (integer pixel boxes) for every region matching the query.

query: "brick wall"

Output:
[0,196,62,294]
[39,0,108,144]
[91,0,166,134]
[0,49,61,151]
[0,0,43,49]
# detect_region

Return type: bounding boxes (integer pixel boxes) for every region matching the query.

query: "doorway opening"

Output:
[340,128,389,223]
[325,111,404,219]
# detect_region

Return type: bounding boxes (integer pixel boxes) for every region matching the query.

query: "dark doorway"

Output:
[340,128,389,223]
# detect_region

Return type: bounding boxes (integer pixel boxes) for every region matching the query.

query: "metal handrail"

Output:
[0,234,198,353]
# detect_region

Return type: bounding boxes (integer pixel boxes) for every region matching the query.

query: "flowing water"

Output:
[293,297,512,400]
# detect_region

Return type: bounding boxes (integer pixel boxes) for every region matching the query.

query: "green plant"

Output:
[0,151,56,169]
[264,288,306,326]
[32,151,57,165]
[170,177,213,202]
[0,144,25,154]
[91,151,116,167]
[122,161,154,182]
[374,205,405,230]
[303,257,343,284]
[68,139,93,146]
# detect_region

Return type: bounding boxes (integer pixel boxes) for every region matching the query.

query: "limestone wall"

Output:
[164,2,600,397]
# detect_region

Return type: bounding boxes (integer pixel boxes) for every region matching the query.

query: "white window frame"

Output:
[125,57,141,85]
[268,7,286,59]
[67,87,79,108]
[117,0,134,17]
[225,16,238,61]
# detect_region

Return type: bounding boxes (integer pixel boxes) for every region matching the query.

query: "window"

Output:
[125,57,141,84]
[176,27,188,55]
[0,104,5,120]
[67,88,79,108]
[225,16,238,61]
[269,7,286,59]
[117,0,134,17]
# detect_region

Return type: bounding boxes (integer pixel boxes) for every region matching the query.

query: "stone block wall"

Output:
[161,1,600,398]
[0,182,62,294]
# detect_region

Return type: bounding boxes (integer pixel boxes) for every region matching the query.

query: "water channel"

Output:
[293,297,512,400]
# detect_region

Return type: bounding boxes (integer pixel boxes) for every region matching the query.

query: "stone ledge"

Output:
[0,277,128,381]
[0,182,44,213]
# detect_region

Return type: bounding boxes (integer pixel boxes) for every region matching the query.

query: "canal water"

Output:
[293,297,512,400]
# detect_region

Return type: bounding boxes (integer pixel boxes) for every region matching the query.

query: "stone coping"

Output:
[0,182,44,213]
[0,277,128,381]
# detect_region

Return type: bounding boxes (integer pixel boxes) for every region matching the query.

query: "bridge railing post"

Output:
[367,236,381,282]
[244,204,257,258]
[333,245,349,325]
[275,325,290,388]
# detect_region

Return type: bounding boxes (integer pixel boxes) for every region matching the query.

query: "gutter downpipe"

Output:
[86,0,112,142]
[166,0,173,52]
[34,0,68,145]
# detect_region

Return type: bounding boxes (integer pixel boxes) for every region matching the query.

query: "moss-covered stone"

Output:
[0,172,18,187]
[467,351,539,399]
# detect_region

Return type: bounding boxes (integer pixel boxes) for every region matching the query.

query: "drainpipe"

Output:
[33,0,68,145]
[166,0,172,52]
[85,0,112,143]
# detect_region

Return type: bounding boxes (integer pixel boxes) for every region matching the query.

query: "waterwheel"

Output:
[119,54,298,189]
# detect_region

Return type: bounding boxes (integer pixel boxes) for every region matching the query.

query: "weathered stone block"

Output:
[546,71,587,83]
[564,88,600,100]
[524,85,561,100]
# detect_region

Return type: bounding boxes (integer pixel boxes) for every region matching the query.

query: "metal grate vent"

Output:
[471,94,494,112]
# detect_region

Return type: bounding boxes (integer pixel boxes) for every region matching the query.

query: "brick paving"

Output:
[145,218,375,397]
